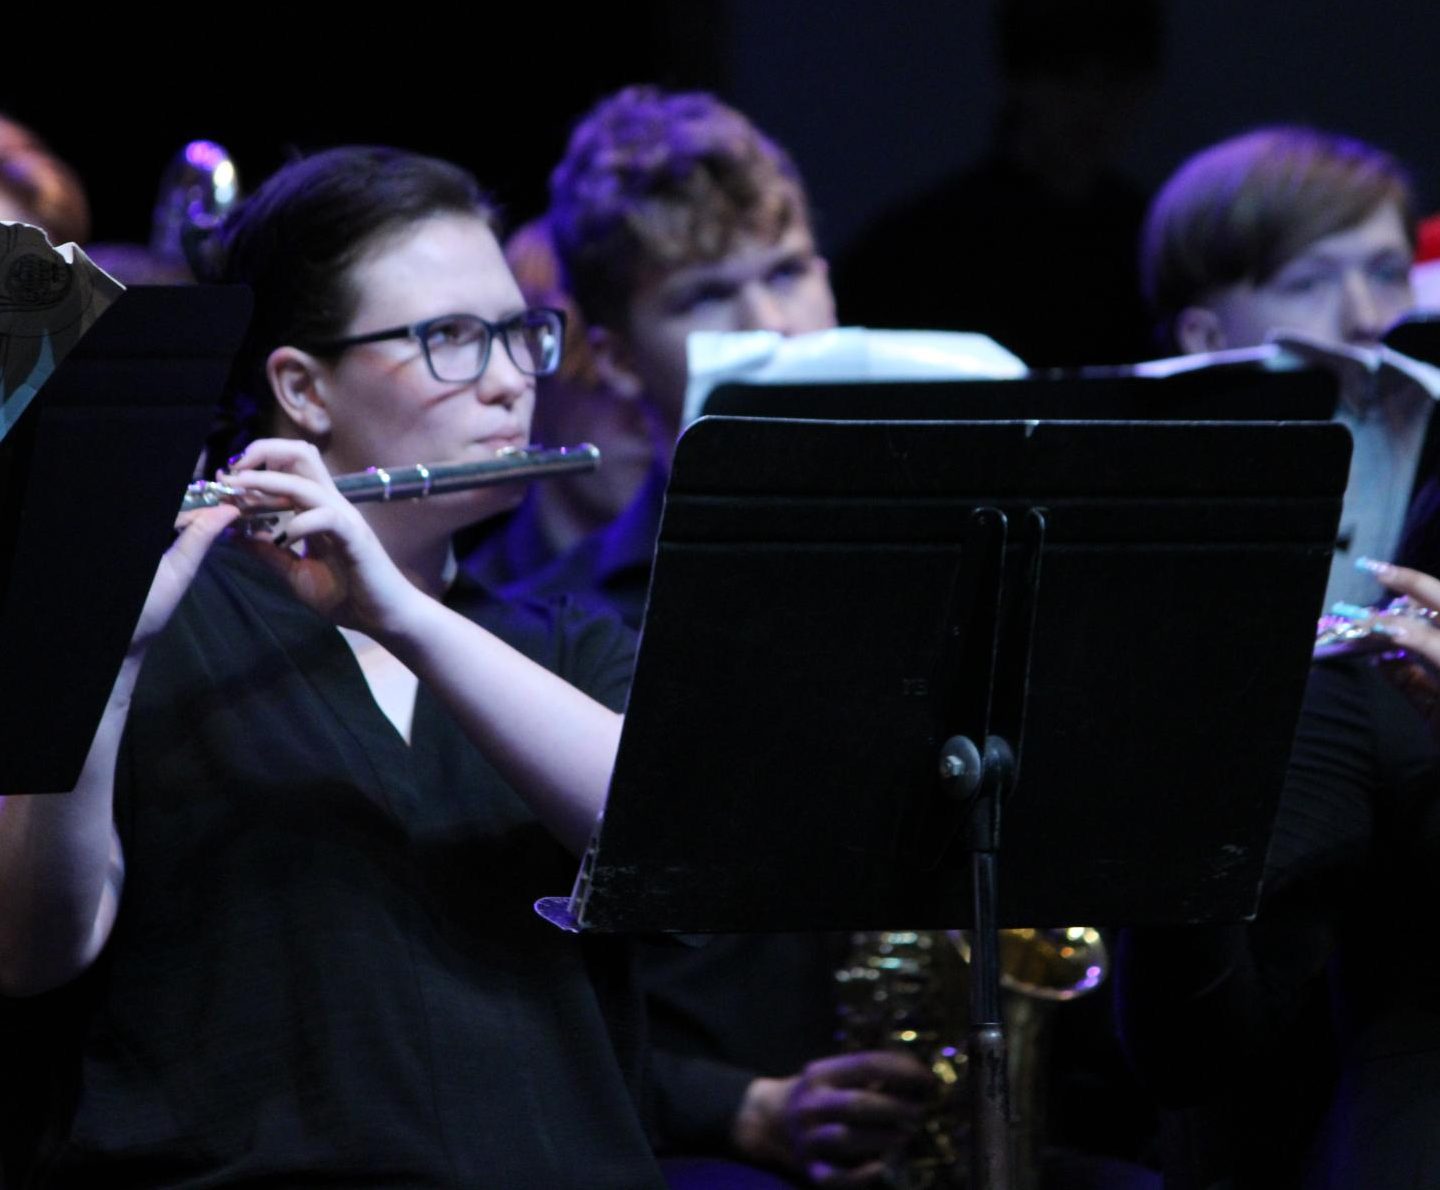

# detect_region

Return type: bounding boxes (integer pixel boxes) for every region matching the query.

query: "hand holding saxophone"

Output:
[734,1050,936,1187]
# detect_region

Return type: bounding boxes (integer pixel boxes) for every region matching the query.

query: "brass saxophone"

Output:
[834,927,1108,1189]
[151,140,241,278]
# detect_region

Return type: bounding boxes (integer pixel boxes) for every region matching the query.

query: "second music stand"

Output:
[541,412,1349,1188]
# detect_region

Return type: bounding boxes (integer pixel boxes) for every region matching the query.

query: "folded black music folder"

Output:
[0,285,252,791]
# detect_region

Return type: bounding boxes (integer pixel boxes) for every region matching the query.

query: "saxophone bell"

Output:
[151,140,242,279]
[835,926,1110,1190]
[984,927,1108,1001]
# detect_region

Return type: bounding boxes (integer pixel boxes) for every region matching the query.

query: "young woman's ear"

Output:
[265,346,333,436]
[1174,305,1228,355]
[588,326,645,400]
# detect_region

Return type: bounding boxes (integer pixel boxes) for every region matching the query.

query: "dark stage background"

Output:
[4,1,1438,290]
[0,6,1429,1178]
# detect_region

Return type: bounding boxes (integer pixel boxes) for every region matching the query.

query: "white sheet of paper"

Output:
[681,327,1028,430]
[0,222,124,441]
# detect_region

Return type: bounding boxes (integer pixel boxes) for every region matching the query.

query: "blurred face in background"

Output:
[506,219,659,531]
[598,221,837,448]
[1177,201,1415,353]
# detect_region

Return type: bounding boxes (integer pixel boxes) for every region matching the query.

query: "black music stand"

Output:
[1383,311,1440,365]
[0,284,252,791]
[540,411,1349,1189]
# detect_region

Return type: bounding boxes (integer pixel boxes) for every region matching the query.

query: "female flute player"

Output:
[0,146,664,1188]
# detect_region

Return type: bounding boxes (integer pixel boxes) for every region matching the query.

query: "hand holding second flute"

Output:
[1354,557,1440,669]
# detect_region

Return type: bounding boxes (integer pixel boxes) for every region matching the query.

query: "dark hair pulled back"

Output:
[203,146,491,469]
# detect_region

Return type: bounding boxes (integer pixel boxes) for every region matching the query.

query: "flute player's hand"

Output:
[1357,558,1440,669]
[132,503,242,652]
[220,438,427,638]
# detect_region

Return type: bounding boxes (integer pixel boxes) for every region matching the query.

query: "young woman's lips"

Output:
[479,432,527,454]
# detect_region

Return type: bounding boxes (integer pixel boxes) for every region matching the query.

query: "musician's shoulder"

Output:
[451,567,632,660]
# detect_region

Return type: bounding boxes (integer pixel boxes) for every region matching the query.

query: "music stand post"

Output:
[539,411,1349,1190]
[941,502,1047,1190]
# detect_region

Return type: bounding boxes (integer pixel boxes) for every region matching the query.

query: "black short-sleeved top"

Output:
[499,462,667,632]
[26,545,663,1189]
[1118,658,1440,1187]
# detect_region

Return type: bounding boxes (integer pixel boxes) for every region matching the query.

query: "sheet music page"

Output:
[0,222,124,441]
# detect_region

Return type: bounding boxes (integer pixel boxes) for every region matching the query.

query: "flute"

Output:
[1314,597,1439,659]
[181,443,601,517]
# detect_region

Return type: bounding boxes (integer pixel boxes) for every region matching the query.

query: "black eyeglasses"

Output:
[305,307,566,384]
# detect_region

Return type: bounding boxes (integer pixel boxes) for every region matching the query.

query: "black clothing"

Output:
[458,490,556,596]
[642,934,852,1156]
[1118,658,1440,1188]
[506,460,1155,1180]
[501,460,666,631]
[17,546,662,1189]
[499,456,842,1156]
[1393,418,1440,579]
[497,459,841,1165]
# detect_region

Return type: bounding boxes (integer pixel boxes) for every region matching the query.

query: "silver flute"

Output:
[181,443,600,517]
[1314,596,1439,659]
